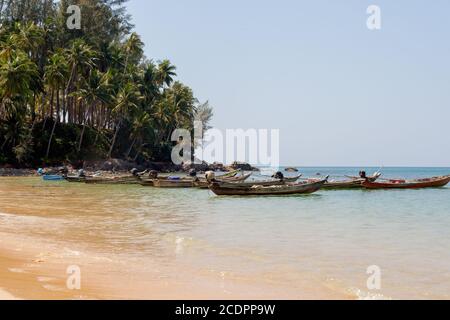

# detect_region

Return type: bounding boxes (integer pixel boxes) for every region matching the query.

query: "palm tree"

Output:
[9,22,44,58]
[108,81,142,158]
[126,110,153,159]
[140,61,160,108]
[123,32,144,70]
[63,39,96,123]
[0,49,38,115]
[0,49,38,154]
[44,50,68,158]
[156,59,176,88]
[73,69,111,153]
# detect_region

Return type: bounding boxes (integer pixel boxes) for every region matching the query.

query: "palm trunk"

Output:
[133,139,143,161]
[56,87,60,122]
[108,119,122,158]
[78,105,91,153]
[64,64,76,124]
[125,137,136,159]
[133,150,140,162]
[50,89,54,118]
[45,118,57,159]
[78,124,86,153]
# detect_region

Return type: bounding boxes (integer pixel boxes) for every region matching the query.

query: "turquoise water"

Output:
[0,167,449,299]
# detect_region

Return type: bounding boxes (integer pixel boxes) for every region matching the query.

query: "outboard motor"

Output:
[149,170,158,179]
[188,169,198,177]
[359,171,367,179]
[272,171,284,180]
[130,168,139,176]
[78,169,86,177]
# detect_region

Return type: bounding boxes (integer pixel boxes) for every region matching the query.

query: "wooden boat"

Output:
[140,176,194,187]
[362,175,450,189]
[283,175,302,183]
[85,175,141,185]
[65,176,87,183]
[198,175,303,189]
[219,172,253,182]
[193,173,253,189]
[208,178,328,196]
[316,173,381,190]
[152,179,194,188]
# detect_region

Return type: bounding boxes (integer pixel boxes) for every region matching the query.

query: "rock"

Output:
[285,167,299,173]
[182,160,210,172]
[209,162,225,172]
[229,161,259,171]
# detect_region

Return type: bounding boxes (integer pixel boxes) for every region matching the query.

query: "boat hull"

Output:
[317,174,381,190]
[152,179,194,188]
[193,173,253,189]
[65,176,87,183]
[85,176,141,184]
[362,176,450,189]
[201,175,302,189]
[209,179,327,196]
[322,179,365,189]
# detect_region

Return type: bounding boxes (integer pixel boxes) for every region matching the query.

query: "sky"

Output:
[126,0,450,167]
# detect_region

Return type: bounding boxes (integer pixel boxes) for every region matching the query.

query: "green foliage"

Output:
[0,0,211,167]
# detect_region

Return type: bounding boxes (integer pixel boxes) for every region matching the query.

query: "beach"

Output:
[1,168,450,300]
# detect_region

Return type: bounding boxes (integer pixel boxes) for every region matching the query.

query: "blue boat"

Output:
[42,175,65,181]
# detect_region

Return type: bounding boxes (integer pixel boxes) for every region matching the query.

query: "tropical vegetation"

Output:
[0,0,213,167]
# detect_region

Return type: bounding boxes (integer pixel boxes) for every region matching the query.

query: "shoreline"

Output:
[0,231,351,300]
[0,175,378,301]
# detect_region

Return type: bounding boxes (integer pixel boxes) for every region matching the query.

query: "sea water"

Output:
[0,167,449,299]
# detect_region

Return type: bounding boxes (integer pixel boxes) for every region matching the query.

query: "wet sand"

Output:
[0,233,349,300]
[0,177,354,300]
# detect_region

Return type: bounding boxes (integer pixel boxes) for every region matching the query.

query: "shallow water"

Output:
[0,167,449,299]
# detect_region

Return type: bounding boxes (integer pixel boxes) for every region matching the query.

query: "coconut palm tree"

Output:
[156,59,176,88]
[9,22,44,58]
[123,32,144,69]
[0,49,38,116]
[108,81,142,158]
[44,50,68,158]
[63,39,96,123]
[0,49,38,155]
[126,110,153,159]
[73,69,111,153]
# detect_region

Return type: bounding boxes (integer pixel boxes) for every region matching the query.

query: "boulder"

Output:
[229,161,259,171]
[182,160,210,172]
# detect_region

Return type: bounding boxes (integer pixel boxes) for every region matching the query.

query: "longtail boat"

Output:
[193,173,253,189]
[208,177,328,196]
[152,179,194,188]
[139,176,194,188]
[362,175,450,189]
[85,176,141,185]
[313,172,381,190]
[65,176,87,183]
[198,175,303,189]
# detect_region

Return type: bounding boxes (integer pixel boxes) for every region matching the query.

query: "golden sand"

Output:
[0,233,351,300]
[0,177,351,300]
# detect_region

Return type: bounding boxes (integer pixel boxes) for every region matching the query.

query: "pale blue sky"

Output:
[126,0,450,166]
